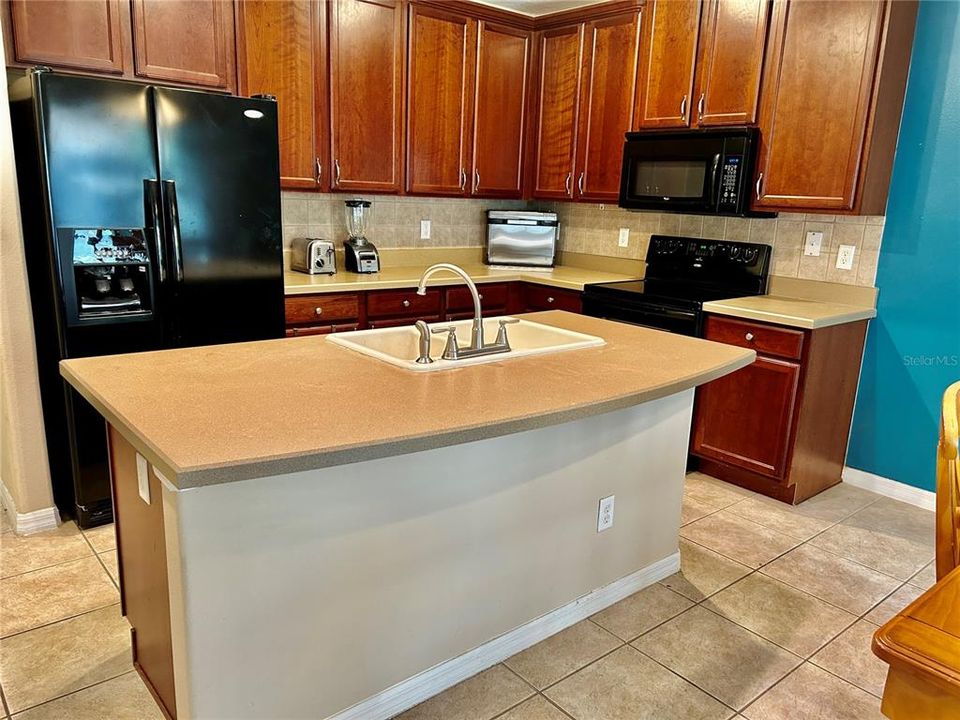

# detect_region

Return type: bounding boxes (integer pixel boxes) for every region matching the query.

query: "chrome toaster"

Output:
[290,238,336,275]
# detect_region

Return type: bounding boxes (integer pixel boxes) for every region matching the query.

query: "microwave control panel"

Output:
[717,155,743,212]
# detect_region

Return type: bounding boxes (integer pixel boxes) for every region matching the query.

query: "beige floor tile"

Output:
[725,497,833,541]
[396,665,534,720]
[907,560,936,590]
[496,696,570,720]
[760,545,900,616]
[809,523,933,581]
[810,620,888,697]
[0,523,93,579]
[10,671,163,720]
[789,484,880,523]
[863,583,925,626]
[0,605,130,713]
[680,511,800,569]
[545,646,732,720]
[590,584,693,641]
[1,507,12,534]
[504,621,621,690]
[684,473,752,509]
[659,539,751,602]
[742,663,884,720]
[98,552,119,587]
[80,524,116,554]
[634,606,801,711]
[703,574,856,657]
[682,495,721,526]
[841,497,934,546]
[0,557,118,638]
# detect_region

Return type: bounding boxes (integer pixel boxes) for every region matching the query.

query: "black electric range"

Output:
[583,235,772,337]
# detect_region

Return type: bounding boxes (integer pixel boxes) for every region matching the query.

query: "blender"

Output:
[343,199,380,273]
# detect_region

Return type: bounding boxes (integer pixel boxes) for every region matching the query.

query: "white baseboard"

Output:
[0,478,60,535]
[842,466,935,511]
[328,551,680,720]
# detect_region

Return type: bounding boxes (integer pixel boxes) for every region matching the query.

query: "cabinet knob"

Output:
[402,299,411,308]
[314,307,323,316]
[547,296,555,304]
[745,332,755,341]
[478,293,483,301]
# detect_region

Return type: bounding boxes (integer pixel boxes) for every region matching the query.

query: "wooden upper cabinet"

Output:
[471,21,530,198]
[635,0,701,129]
[237,0,326,191]
[693,0,769,126]
[532,24,584,200]
[575,11,642,201]
[7,0,129,74]
[406,5,475,196]
[753,0,886,211]
[329,0,405,193]
[131,0,236,90]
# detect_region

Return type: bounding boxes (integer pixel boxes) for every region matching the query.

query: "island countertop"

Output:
[60,312,754,489]
[702,295,877,329]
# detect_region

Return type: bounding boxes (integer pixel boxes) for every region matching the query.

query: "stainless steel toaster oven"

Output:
[485,211,558,268]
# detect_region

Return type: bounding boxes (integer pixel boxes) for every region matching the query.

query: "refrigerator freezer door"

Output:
[153,87,285,346]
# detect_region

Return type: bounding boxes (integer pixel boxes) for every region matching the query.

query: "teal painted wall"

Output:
[847,0,960,492]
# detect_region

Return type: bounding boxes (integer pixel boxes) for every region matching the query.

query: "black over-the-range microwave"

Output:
[618,127,766,216]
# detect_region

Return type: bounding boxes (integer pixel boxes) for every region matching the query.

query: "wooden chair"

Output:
[873,381,960,719]
[936,380,960,579]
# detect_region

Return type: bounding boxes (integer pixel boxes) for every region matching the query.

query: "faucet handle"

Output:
[496,317,520,348]
[431,326,460,360]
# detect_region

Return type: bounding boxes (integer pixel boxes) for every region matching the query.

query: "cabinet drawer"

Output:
[446,283,509,312]
[285,294,360,326]
[367,289,441,318]
[705,315,804,361]
[524,284,582,313]
[368,315,441,329]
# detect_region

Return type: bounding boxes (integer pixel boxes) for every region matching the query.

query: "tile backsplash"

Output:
[281,192,883,287]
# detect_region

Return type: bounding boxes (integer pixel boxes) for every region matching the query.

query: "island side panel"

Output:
[170,391,694,719]
[107,425,177,719]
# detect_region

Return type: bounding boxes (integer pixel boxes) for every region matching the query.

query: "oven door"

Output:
[619,135,724,213]
[582,296,700,336]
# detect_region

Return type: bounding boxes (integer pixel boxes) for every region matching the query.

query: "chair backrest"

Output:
[936,381,960,580]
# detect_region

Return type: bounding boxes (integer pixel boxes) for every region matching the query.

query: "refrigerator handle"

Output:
[162,180,185,282]
[143,179,166,283]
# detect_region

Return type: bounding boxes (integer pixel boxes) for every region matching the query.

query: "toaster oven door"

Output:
[485,219,557,267]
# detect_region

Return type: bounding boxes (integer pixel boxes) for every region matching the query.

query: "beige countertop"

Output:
[284,263,638,295]
[702,295,877,329]
[60,312,754,489]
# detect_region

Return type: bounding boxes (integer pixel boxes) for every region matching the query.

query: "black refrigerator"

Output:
[8,69,285,528]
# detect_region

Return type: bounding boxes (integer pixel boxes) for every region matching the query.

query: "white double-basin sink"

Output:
[327,316,605,372]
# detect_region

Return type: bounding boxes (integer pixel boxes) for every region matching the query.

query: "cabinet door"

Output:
[575,11,642,201]
[753,0,885,210]
[471,21,530,198]
[634,0,701,129]
[8,0,129,74]
[407,6,475,196]
[131,0,235,90]
[692,355,801,479]
[693,0,769,126]
[237,0,326,190]
[329,0,405,193]
[532,24,584,200]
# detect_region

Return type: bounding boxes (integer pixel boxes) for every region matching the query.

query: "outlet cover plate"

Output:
[804,231,823,257]
[618,228,630,247]
[420,220,431,240]
[597,495,615,532]
[836,244,856,270]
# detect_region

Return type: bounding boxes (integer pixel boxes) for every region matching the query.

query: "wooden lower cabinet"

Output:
[691,314,868,504]
[523,283,582,313]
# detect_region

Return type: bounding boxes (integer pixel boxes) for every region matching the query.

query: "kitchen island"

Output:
[60,311,753,720]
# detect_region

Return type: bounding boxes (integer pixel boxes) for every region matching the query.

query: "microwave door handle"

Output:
[709,153,722,204]
[143,179,166,283]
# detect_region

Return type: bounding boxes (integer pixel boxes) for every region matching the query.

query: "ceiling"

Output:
[471,0,606,17]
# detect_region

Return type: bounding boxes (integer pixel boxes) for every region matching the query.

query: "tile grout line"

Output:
[0,681,12,720]
[0,601,122,642]
[1,670,138,718]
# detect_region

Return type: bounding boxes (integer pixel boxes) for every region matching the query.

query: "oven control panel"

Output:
[717,155,743,212]
[648,236,769,270]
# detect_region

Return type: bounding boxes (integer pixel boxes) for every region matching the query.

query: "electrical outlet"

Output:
[618,228,630,248]
[420,220,431,240]
[836,244,856,270]
[597,495,615,532]
[136,453,150,504]
[804,231,823,256]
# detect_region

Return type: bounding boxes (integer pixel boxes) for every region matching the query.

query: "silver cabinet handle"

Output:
[697,93,705,123]
[334,159,341,187]
[680,94,687,119]
[547,296,555,304]
[315,157,322,184]
[402,299,411,308]
[745,332,755,341]
[474,169,480,192]
[755,172,763,200]
[314,307,323,316]
[577,172,585,196]
[564,172,572,197]
[459,168,466,192]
